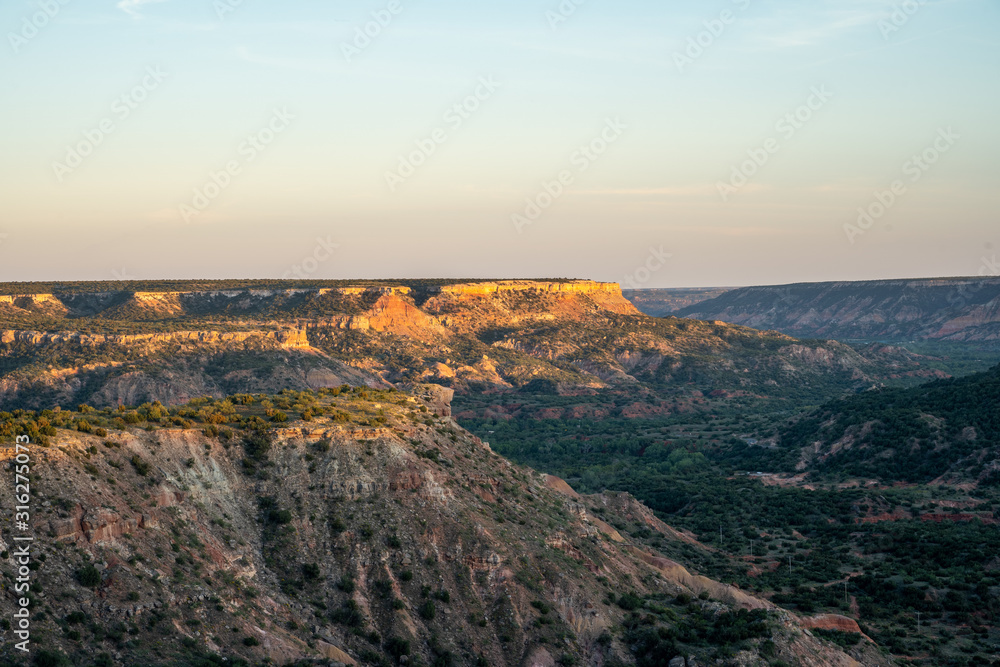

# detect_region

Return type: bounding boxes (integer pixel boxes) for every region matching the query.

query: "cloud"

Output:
[117,0,167,19]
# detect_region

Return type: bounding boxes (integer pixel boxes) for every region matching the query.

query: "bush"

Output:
[268,509,293,525]
[76,565,101,588]
[242,429,273,460]
[303,563,321,580]
[65,611,87,624]
[243,636,260,647]
[330,600,364,627]
[385,636,411,658]
[617,593,643,611]
[129,455,151,477]
[32,651,71,667]
[419,600,436,621]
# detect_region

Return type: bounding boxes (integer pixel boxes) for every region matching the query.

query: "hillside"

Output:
[672,278,1000,346]
[773,364,1000,484]
[0,387,879,667]
[0,280,943,411]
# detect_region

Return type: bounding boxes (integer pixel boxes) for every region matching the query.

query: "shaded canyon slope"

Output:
[621,288,734,318]
[775,363,1000,486]
[671,277,1000,345]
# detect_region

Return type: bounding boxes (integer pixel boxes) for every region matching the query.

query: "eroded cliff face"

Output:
[0,390,880,667]
[0,279,937,411]
[0,282,632,321]
[0,328,310,349]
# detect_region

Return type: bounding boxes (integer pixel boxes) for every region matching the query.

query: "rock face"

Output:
[674,277,1000,344]
[0,328,310,349]
[800,614,864,634]
[0,279,943,411]
[0,390,881,667]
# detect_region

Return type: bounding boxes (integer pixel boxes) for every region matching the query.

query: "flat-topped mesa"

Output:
[431,281,639,316]
[0,293,62,304]
[0,281,641,326]
[433,280,623,297]
[0,293,68,313]
[318,286,412,297]
[411,280,641,330]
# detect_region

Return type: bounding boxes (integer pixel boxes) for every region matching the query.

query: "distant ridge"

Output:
[672,276,1000,344]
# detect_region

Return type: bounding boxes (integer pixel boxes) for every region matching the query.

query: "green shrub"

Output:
[268,509,293,525]
[242,429,273,460]
[76,565,101,588]
[385,636,411,658]
[330,600,364,627]
[419,600,436,621]
[65,611,87,624]
[129,455,151,477]
[32,650,71,667]
[617,593,642,611]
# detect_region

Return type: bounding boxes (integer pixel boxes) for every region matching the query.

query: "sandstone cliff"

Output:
[0,279,939,411]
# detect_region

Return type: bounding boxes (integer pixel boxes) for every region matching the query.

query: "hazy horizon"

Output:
[2,0,997,287]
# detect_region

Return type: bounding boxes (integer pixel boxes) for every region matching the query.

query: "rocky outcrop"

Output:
[0,293,68,315]
[0,388,882,667]
[800,614,864,634]
[313,294,447,340]
[0,328,309,349]
[0,278,946,416]
[316,641,357,665]
[434,280,623,298]
[462,281,636,314]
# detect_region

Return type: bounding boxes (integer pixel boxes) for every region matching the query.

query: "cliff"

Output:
[0,389,880,667]
[0,328,310,349]
[0,279,941,411]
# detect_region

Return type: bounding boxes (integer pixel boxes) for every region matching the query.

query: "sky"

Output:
[0,0,997,287]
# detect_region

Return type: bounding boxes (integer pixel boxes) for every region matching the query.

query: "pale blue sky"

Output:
[0,0,997,286]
